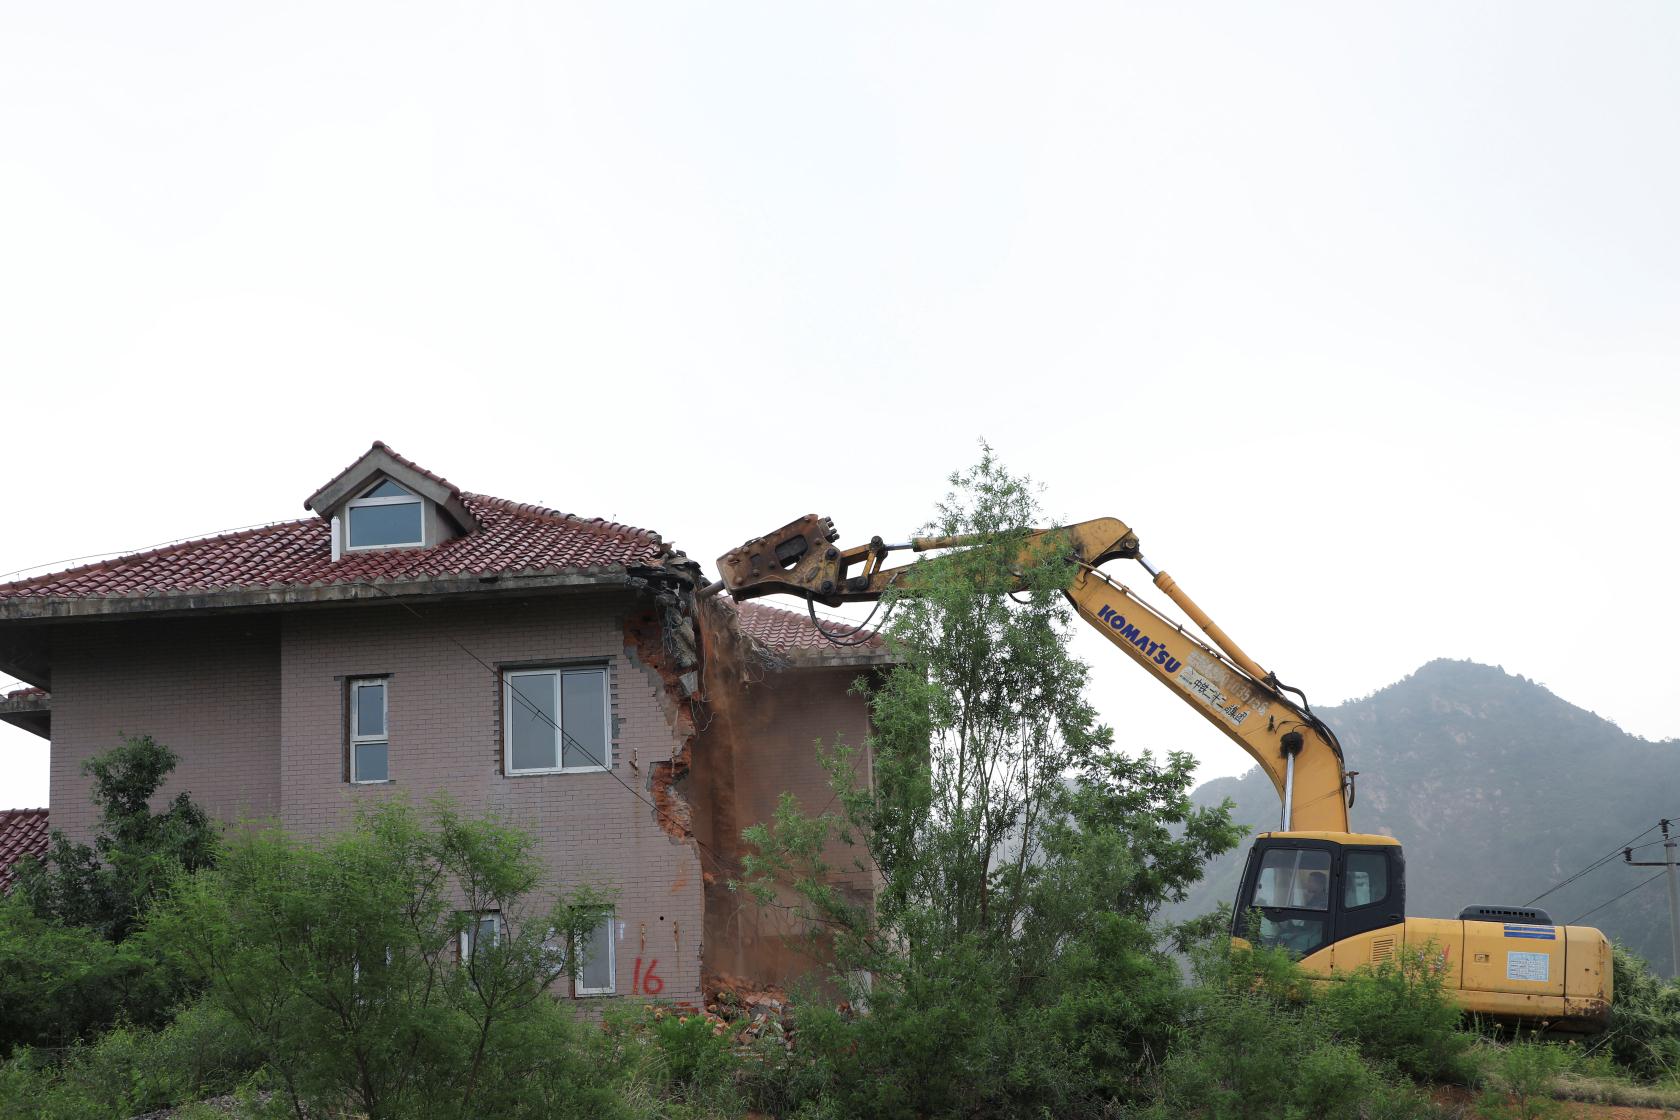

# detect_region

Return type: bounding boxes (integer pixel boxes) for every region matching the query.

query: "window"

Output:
[459,911,501,961]
[1247,847,1332,958]
[346,478,423,549]
[504,666,609,774]
[350,678,389,783]
[1344,850,1391,909]
[574,912,615,996]
[1252,848,1331,911]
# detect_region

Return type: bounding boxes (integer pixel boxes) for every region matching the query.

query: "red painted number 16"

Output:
[632,957,663,995]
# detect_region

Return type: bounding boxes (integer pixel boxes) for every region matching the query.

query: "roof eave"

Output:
[775,647,897,669]
[0,693,49,740]
[0,568,650,625]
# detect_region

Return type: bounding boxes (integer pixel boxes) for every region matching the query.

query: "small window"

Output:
[1344,851,1391,909]
[459,911,501,961]
[504,666,610,774]
[575,912,615,996]
[350,678,389,783]
[346,478,423,549]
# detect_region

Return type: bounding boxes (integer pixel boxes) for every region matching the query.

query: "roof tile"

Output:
[0,493,670,601]
[0,809,48,893]
[734,600,887,655]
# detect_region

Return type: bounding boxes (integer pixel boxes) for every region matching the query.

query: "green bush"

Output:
[0,894,186,1055]
[1474,1040,1568,1120]
[1321,943,1473,1082]
[0,998,263,1120]
[649,1010,735,1092]
[148,800,622,1120]
[1600,943,1680,1081]
[1148,983,1439,1120]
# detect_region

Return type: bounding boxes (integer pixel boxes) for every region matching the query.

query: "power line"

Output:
[1570,870,1667,926]
[359,583,764,892]
[1525,819,1669,906]
[0,519,302,583]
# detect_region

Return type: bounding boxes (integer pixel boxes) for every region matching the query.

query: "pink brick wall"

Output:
[44,594,875,1006]
[278,593,704,1005]
[50,616,282,843]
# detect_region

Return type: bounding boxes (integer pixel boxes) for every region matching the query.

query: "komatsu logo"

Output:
[1095,605,1183,674]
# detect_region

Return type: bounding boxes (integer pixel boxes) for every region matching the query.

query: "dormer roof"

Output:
[304,441,481,537]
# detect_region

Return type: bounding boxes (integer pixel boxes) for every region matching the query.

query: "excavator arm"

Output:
[711,514,1352,832]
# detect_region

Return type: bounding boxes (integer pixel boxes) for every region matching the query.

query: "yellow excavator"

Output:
[709,513,1613,1029]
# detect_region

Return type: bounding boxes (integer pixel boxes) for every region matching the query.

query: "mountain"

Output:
[1165,659,1680,974]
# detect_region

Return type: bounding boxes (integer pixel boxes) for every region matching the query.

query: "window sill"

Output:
[350,779,396,786]
[505,767,612,778]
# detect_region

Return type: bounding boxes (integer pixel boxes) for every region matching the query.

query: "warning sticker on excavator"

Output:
[1506,951,1550,983]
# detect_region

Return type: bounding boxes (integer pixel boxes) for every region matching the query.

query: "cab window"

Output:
[1344,851,1390,909]
[1253,848,1331,911]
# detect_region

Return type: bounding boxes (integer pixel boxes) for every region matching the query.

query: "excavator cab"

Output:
[1230,833,1406,964]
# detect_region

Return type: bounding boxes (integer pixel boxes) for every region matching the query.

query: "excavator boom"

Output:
[712,513,1351,832]
[711,511,1612,1029]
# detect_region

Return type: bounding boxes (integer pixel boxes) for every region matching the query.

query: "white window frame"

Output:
[459,910,501,962]
[349,677,391,784]
[502,665,611,776]
[345,478,424,551]
[574,912,616,997]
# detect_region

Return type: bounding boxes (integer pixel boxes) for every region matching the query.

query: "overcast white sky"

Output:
[2,3,1676,810]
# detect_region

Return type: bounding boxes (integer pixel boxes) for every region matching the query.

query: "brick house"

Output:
[0,443,887,1006]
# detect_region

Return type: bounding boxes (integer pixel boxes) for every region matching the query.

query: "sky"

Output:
[2,3,1676,810]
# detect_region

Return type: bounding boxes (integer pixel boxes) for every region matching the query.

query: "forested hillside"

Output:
[1169,659,1680,973]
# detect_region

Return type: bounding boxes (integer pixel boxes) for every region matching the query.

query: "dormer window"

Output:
[306,443,478,555]
[346,479,424,549]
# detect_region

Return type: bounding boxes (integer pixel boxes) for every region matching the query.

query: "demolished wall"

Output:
[620,560,885,1004]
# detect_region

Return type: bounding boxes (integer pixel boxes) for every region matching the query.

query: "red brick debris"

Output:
[0,808,48,893]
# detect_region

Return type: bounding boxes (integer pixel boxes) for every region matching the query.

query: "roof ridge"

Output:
[0,518,318,594]
[462,492,664,546]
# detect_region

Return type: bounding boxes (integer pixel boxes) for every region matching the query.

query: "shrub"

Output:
[0,894,185,1055]
[1601,943,1680,1081]
[149,799,616,1120]
[1475,1041,1568,1120]
[0,998,262,1120]
[1149,986,1439,1120]
[1321,943,1473,1081]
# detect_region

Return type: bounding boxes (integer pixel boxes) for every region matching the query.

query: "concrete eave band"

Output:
[0,569,644,624]
[0,693,50,740]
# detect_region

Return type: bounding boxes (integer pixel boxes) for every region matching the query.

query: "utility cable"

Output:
[1525,819,1670,907]
[1569,870,1667,926]
[0,519,302,583]
[360,583,804,900]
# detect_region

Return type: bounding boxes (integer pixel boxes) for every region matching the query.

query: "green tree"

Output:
[0,735,213,1054]
[740,448,1241,1117]
[14,734,217,941]
[149,799,614,1120]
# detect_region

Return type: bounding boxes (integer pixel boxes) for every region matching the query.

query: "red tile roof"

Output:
[0,809,48,893]
[735,600,888,655]
[0,493,672,602]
